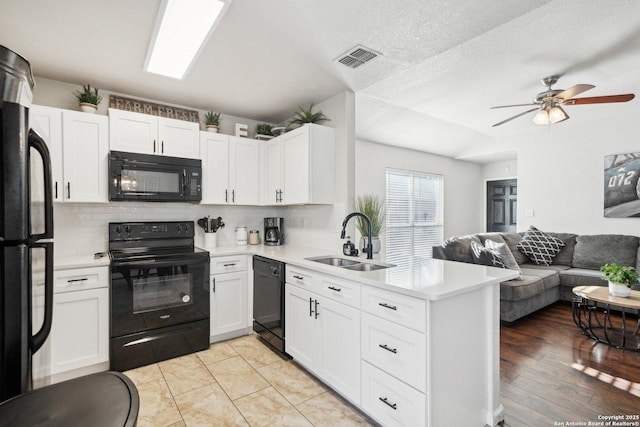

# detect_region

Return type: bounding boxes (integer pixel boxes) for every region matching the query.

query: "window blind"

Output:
[385,168,443,271]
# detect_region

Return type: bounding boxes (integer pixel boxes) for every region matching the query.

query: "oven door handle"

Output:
[112,257,208,269]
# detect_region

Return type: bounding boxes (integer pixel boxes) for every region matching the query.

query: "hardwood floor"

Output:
[500,302,640,426]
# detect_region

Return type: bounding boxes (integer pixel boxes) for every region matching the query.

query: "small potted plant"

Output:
[255,123,274,140]
[354,194,385,254]
[600,263,639,297]
[288,103,330,128]
[75,84,102,113]
[204,112,221,133]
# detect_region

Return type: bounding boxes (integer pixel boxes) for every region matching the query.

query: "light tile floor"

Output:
[124,335,376,427]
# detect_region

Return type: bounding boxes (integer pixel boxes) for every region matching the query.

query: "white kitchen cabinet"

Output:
[32,266,109,386]
[29,106,107,203]
[30,105,63,202]
[209,255,250,341]
[264,123,335,205]
[109,109,200,159]
[200,133,260,205]
[61,110,108,203]
[285,273,361,404]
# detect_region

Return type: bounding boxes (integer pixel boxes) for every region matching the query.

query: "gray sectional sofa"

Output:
[433,231,640,322]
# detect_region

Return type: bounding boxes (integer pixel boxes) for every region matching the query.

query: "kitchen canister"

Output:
[249,230,260,245]
[204,232,217,248]
[235,226,248,246]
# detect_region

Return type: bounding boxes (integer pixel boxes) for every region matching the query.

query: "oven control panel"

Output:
[109,221,194,241]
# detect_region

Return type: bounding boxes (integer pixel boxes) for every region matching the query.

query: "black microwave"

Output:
[109,151,202,202]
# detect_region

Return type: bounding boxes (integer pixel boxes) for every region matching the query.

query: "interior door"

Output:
[486,179,517,232]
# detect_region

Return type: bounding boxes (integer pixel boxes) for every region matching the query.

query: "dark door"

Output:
[486,179,517,232]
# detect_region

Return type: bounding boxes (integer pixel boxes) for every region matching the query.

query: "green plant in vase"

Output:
[204,111,220,132]
[255,123,273,137]
[288,103,330,128]
[354,194,385,254]
[600,263,639,297]
[75,84,102,113]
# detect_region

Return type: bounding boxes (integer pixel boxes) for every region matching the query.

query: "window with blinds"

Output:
[385,168,443,270]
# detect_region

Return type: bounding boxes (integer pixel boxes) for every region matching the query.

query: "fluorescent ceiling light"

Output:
[145,0,230,79]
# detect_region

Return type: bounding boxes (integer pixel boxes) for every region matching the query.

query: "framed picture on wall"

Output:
[604,152,640,217]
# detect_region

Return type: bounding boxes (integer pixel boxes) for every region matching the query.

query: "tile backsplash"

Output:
[54,202,348,260]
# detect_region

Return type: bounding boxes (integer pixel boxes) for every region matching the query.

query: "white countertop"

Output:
[54,244,517,300]
[205,244,518,301]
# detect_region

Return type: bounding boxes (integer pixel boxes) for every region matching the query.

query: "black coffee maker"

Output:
[264,217,283,245]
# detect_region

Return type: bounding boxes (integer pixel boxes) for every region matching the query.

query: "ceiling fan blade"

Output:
[492,107,541,127]
[554,84,595,100]
[563,94,635,105]
[490,103,538,109]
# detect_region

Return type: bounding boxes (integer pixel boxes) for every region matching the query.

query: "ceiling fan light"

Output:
[549,106,569,123]
[533,109,550,125]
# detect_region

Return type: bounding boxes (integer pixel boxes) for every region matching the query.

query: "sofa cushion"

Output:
[547,232,578,266]
[476,233,505,245]
[443,235,481,264]
[470,240,503,267]
[501,268,559,302]
[520,263,571,273]
[572,235,639,270]
[516,226,566,266]
[485,240,522,278]
[559,268,607,288]
[500,233,529,265]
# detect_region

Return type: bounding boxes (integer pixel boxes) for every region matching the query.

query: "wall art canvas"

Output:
[604,152,640,217]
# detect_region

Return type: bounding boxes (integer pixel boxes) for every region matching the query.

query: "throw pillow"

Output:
[516,225,566,266]
[442,235,481,264]
[485,239,522,279]
[470,240,504,267]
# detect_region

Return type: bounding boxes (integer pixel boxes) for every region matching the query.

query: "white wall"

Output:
[482,159,517,181]
[355,139,484,242]
[516,110,640,235]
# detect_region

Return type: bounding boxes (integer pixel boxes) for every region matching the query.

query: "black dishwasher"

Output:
[253,256,288,357]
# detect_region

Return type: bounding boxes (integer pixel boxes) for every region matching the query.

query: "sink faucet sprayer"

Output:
[341,212,373,259]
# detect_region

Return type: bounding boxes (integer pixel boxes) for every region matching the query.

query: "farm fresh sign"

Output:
[109,95,199,123]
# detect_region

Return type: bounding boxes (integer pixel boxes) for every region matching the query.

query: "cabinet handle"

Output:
[378,344,397,354]
[161,141,164,154]
[153,140,156,152]
[378,302,397,311]
[55,182,58,199]
[223,263,236,267]
[67,182,71,199]
[279,189,283,202]
[67,278,88,283]
[225,189,228,203]
[212,277,216,293]
[293,275,304,280]
[232,189,235,203]
[309,297,314,317]
[328,286,342,292]
[314,300,319,319]
[378,397,397,410]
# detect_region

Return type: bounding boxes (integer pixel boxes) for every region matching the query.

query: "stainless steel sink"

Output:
[342,263,390,271]
[305,256,361,267]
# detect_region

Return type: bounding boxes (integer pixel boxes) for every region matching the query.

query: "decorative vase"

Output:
[206,125,218,133]
[608,281,631,297]
[361,236,381,254]
[79,103,97,114]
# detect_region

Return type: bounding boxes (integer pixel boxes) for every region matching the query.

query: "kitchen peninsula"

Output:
[206,244,518,427]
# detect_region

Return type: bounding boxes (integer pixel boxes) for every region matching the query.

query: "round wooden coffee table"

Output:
[572,285,640,351]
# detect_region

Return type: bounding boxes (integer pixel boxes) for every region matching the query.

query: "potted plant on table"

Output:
[204,111,220,133]
[600,263,639,297]
[354,194,385,254]
[74,84,102,113]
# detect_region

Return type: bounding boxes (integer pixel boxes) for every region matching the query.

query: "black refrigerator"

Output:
[0,45,54,402]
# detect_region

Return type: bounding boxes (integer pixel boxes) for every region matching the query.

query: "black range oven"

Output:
[109,221,209,371]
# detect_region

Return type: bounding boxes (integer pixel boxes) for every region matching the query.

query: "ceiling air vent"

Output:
[335,45,380,69]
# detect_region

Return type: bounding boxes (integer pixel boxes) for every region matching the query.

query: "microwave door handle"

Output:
[182,169,187,196]
[28,129,54,240]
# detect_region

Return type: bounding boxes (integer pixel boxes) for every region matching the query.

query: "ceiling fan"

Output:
[491,75,635,127]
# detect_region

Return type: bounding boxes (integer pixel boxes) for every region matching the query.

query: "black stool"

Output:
[0,371,139,427]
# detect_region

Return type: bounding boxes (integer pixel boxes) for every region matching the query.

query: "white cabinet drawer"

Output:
[54,266,109,294]
[319,274,361,308]
[210,255,247,274]
[362,361,425,427]
[362,313,426,392]
[286,265,320,293]
[361,286,426,332]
